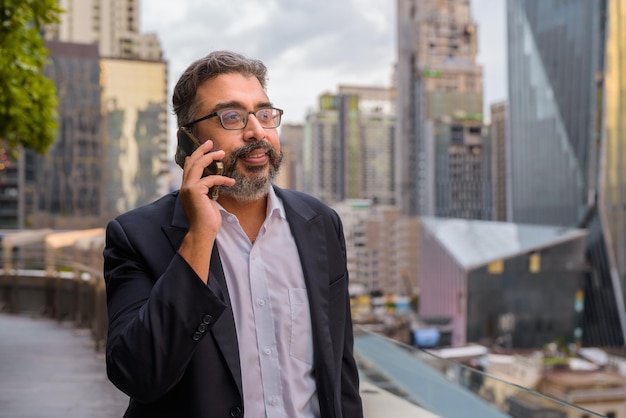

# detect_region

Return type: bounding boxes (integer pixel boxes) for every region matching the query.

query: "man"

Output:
[103,50,363,418]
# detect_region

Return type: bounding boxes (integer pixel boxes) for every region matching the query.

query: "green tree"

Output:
[0,0,63,155]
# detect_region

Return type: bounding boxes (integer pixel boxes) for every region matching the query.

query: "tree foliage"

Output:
[0,0,63,155]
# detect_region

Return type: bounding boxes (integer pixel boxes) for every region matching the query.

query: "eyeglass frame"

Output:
[185,107,284,130]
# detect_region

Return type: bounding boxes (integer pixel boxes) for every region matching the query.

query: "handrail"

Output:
[0,261,109,351]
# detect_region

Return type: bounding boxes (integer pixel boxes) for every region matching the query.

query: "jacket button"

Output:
[202,315,213,325]
[192,332,202,341]
[229,406,242,417]
[198,323,207,333]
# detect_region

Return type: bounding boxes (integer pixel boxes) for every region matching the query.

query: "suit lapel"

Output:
[207,247,243,395]
[161,193,243,397]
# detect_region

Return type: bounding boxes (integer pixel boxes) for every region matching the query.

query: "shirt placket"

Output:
[249,244,286,418]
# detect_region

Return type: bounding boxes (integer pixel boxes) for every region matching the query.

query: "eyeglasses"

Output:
[186,107,284,130]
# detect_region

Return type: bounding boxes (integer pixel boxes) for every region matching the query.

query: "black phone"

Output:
[176,126,224,200]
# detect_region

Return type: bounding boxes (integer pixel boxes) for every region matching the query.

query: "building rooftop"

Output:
[420,216,587,270]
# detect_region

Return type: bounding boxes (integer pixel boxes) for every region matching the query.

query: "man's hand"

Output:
[178,139,235,283]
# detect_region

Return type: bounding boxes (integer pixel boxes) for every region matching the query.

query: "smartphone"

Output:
[176,126,224,200]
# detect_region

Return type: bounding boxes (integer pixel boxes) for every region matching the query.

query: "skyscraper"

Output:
[507,0,626,346]
[45,0,162,60]
[303,87,395,205]
[29,41,105,229]
[396,0,483,216]
[46,0,168,217]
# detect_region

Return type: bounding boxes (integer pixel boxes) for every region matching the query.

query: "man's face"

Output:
[193,73,282,203]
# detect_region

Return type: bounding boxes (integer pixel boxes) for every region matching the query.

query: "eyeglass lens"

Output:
[220,108,281,129]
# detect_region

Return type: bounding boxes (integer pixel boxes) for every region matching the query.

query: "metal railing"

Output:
[0,229,109,351]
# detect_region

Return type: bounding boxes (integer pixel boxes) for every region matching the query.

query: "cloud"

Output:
[142,0,506,144]
[142,0,396,123]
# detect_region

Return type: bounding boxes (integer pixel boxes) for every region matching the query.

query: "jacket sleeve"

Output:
[103,217,226,403]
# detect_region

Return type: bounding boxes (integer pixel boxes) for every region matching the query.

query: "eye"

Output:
[220,109,243,125]
[256,109,272,122]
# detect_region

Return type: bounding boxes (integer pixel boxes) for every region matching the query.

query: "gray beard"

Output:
[218,144,282,203]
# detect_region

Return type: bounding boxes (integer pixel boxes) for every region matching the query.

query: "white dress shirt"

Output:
[215,187,320,418]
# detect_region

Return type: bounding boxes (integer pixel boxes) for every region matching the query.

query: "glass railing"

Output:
[354,327,605,418]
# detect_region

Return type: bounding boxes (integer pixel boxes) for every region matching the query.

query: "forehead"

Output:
[196,73,269,111]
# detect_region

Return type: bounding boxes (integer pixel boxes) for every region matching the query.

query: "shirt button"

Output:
[269,397,279,406]
[257,299,265,307]
[263,348,271,356]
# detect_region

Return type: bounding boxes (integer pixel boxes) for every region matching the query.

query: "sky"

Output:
[141,0,507,135]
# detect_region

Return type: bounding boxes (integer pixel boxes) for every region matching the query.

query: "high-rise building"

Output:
[45,0,168,218]
[304,93,357,203]
[26,41,105,229]
[507,0,626,346]
[45,0,162,60]
[396,0,483,216]
[303,87,395,205]
[338,85,396,206]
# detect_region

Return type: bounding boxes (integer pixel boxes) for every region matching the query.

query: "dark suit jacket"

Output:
[103,187,363,418]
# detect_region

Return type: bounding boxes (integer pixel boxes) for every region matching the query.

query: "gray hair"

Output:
[173,50,268,128]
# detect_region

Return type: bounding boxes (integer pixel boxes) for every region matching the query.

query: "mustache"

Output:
[230,141,276,161]
[222,141,278,177]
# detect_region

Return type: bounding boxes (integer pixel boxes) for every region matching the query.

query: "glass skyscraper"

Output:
[507,0,626,345]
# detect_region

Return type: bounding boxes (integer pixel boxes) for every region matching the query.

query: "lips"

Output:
[244,151,267,159]
[239,148,269,165]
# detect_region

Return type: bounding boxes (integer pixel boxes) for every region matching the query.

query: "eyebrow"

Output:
[210,101,274,113]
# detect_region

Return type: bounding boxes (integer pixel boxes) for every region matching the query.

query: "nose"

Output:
[243,113,266,142]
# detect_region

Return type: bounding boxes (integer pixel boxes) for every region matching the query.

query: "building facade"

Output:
[333,200,419,297]
[490,102,507,222]
[100,58,168,216]
[27,41,105,229]
[277,123,304,191]
[396,0,483,216]
[507,0,626,346]
[45,0,162,60]
[431,116,491,220]
[43,0,168,219]
[303,87,395,205]
[419,217,587,348]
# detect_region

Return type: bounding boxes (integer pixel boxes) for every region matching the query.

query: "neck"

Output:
[219,194,267,216]
[218,194,268,243]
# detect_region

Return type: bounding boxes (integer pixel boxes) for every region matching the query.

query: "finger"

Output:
[183,145,222,181]
[192,139,214,157]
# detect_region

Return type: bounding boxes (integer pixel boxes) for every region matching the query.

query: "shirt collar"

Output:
[267,186,286,221]
[217,186,286,221]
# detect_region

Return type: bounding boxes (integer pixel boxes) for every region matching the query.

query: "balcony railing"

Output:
[354,329,606,417]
